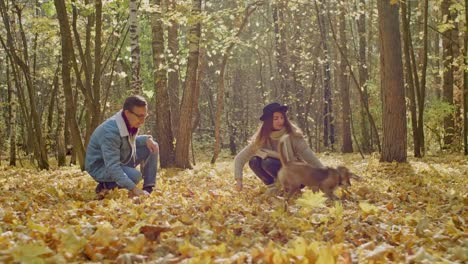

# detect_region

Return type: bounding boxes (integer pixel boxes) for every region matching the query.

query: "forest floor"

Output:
[0,153,466,263]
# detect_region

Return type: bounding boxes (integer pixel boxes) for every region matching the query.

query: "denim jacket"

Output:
[85,110,151,190]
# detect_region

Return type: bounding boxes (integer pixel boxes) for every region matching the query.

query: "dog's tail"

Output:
[278,134,292,167]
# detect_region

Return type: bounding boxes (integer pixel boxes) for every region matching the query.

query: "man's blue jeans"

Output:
[95,144,158,193]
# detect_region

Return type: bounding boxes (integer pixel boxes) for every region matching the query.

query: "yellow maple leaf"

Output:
[317,244,335,264]
[288,237,307,256]
[11,242,53,264]
[178,239,198,257]
[125,234,146,254]
[58,228,88,259]
[329,201,343,219]
[296,190,327,209]
[91,222,118,246]
[359,202,379,217]
[27,221,49,234]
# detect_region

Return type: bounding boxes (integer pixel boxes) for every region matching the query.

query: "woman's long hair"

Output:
[251,112,302,147]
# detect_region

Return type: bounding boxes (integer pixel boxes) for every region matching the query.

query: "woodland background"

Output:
[0,0,467,263]
[0,0,466,169]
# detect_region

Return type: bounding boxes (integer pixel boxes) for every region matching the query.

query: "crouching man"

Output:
[85,95,159,198]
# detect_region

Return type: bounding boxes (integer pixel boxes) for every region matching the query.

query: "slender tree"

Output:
[152,0,175,167]
[338,1,353,153]
[441,0,455,147]
[54,0,86,169]
[175,0,201,169]
[356,0,372,152]
[314,0,335,150]
[6,60,16,166]
[377,0,407,162]
[211,2,259,164]
[464,0,468,155]
[0,0,49,169]
[129,0,142,93]
[167,0,180,136]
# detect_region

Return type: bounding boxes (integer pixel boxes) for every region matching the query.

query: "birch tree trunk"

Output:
[152,0,175,168]
[175,0,201,169]
[129,0,142,93]
[377,0,407,162]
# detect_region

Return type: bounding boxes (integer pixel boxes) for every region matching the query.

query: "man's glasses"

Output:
[129,110,149,120]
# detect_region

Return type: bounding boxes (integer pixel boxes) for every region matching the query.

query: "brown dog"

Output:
[277,136,353,199]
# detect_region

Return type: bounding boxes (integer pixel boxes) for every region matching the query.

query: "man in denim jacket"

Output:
[85,95,159,198]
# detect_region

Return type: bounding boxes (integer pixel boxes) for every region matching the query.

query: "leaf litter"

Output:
[0,154,466,263]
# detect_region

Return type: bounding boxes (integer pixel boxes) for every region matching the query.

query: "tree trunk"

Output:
[464,0,468,155]
[401,0,421,158]
[0,1,49,169]
[55,64,67,166]
[357,0,372,153]
[377,0,407,162]
[314,0,335,150]
[192,48,206,132]
[54,0,86,170]
[211,3,258,164]
[89,0,103,143]
[272,1,292,105]
[6,60,17,166]
[167,0,180,137]
[338,2,353,153]
[129,0,142,93]
[175,0,201,169]
[152,0,175,168]
[441,0,455,147]
[417,0,428,155]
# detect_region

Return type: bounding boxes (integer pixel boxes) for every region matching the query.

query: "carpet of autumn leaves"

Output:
[0,153,466,263]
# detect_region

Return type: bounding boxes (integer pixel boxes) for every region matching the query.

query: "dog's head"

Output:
[336,166,352,187]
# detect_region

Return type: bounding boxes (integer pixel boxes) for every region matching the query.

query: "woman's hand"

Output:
[236,179,243,191]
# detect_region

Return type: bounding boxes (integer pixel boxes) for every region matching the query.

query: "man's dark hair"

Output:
[123,95,147,111]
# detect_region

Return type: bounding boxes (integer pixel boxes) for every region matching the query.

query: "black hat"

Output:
[259,102,288,121]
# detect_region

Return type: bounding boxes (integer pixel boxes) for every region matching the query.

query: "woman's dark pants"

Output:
[248,156,281,185]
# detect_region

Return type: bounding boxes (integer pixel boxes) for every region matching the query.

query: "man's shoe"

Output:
[142,186,153,194]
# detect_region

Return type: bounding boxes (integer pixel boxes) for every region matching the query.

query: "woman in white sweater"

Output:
[234,102,324,191]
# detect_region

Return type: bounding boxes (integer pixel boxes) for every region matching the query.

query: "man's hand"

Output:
[146,137,159,154]
[236,179,243,191]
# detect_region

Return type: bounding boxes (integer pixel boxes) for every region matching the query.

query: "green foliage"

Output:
[424,99,457,150]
